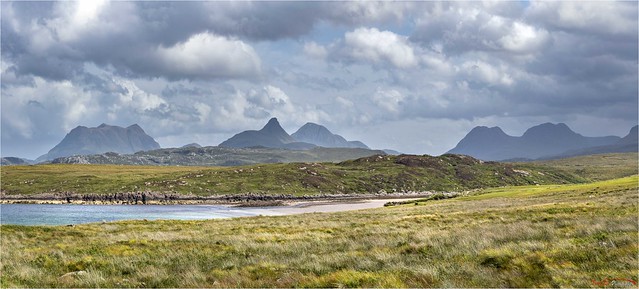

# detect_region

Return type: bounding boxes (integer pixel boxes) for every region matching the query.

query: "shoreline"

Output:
[0,192,442,207]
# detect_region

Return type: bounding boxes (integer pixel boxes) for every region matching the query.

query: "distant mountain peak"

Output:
[219,117,299,149]
[522,122,578,138]
[36,123,160,162]
[181,143,202,148]
[448,122,625,161]
[468,126,507,136]
[260,117,286,133]
[292,122,369,149]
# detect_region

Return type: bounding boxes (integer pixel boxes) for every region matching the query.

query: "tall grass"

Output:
[1,176,636,287]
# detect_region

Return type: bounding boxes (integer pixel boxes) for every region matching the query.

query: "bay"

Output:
[0,198,418,226]
[0,204,282,226]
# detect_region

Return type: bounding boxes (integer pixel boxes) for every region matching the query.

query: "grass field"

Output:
[1,154,583,197]
[532,152,638,181]
[2,175,636,287]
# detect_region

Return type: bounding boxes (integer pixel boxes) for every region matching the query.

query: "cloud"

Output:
[525,1,638,38]
[411,4,550,56]
[498,22,550,53]
[1,1,636,159]
[373,88,404,113]
[1,2,262,81]
[304,42,328,59]
[154,32,261,80]
[331,27,418,69]
[324,1,412,25]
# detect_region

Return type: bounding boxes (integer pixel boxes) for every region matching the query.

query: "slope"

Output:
[1,154,583,198]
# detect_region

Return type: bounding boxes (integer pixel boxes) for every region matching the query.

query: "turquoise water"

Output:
[0,204,281,226]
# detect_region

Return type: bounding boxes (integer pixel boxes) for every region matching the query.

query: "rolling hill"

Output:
[2,154,583,198]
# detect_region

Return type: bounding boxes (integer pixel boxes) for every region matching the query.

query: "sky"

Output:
[1,1,638,159]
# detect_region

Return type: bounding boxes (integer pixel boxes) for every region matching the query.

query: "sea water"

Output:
[0,204,282,226]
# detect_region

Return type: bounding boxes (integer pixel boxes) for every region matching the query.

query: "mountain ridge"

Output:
[219,118,306,149]
[291,122,369,149]
[448,122,631,161]
[36,123,160,162]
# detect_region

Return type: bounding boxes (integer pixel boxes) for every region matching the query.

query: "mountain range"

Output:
[219,118,368,150]
[8,118,375,165]
[35,123,160,162]
[448,123,638,161]
[5,119,636,166]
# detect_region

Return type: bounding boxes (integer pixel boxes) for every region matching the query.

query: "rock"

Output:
[58,270,87,283]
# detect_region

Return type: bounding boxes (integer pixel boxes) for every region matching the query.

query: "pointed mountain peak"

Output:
[219,117,295,148]
[260,117,287,133]
[98,123,110,128]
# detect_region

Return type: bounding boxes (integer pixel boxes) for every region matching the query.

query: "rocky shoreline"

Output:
[0,191,442,206]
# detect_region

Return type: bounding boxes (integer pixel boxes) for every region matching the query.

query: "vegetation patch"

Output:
[1,154,584,201]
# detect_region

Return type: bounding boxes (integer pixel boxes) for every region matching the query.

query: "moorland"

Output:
[1,154,584,204]
[0,153,637,287]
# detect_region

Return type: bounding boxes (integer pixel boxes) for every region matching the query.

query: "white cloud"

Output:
[303,41,328,59]
[339,27,418,69]
[499,22,549,53]
[328,1,411,24]
[373,88,404,113]
[155,32,262,79]
[526,1,638,37]
[193,102,212,124]
[113,78,167,112]
[460,60,514,87]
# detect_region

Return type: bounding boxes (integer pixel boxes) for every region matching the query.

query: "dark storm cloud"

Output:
[0,1,410,82]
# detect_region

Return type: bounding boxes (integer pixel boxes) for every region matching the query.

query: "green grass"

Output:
[1,154,583,197]
[2,176,636,287]
[531,152,638,181]
[462,175,639,200]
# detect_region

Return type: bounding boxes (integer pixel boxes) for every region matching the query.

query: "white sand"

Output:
[240,198,421,216]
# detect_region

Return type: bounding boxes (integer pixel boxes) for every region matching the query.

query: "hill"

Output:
[181,143,202,148]
[219,118,315,150]
[448,123,625,161]
[0,157,33,166]
[1,154,583,198]
[291,123,369,149]
[36,124,160,162]
[531,152,638,181]
[48,146,385,166]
